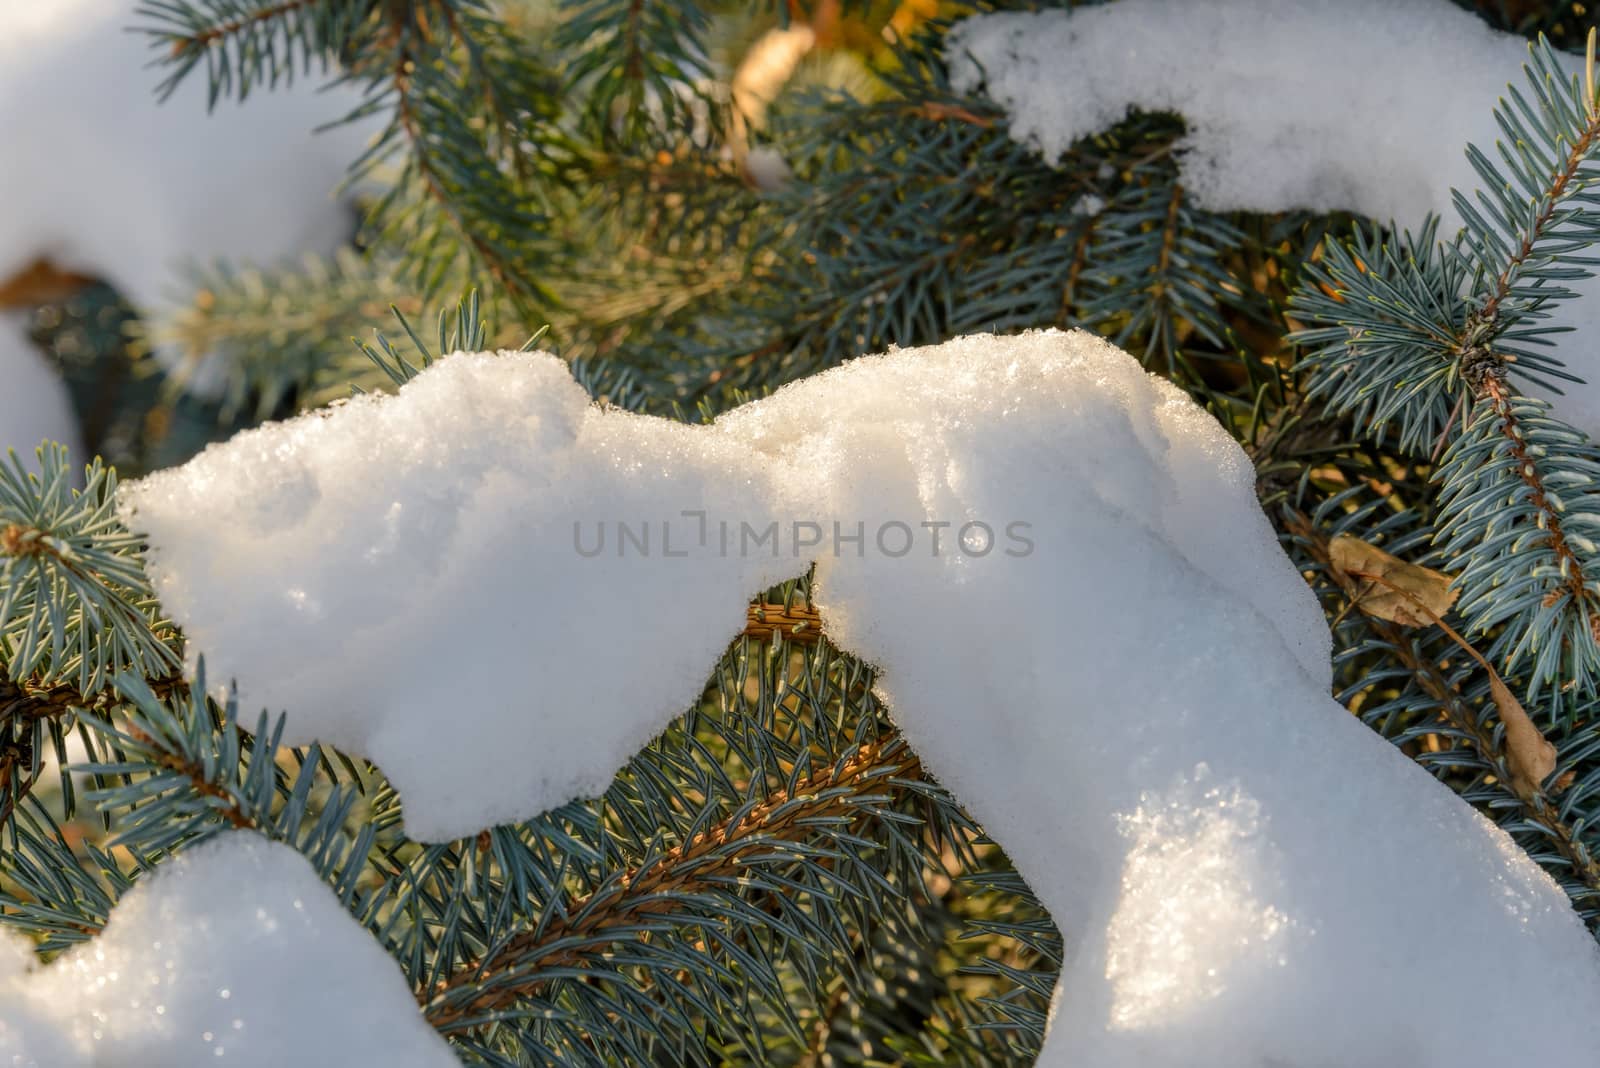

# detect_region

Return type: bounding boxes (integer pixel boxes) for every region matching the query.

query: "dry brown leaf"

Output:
[1326,544,1558,800]
[1328,535,1459,627]
[1491,670,1558,799]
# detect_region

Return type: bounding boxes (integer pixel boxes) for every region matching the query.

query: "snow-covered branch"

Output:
[123,331,1600,1064]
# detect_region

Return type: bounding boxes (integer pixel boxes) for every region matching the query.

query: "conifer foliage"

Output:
[8,1,1600,1064]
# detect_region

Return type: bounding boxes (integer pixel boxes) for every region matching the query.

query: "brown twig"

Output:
[1150,180,1184,305]
[743,601,823,645]
[909,101,995,128]
[0,671,186,727]
[0,671,187,820]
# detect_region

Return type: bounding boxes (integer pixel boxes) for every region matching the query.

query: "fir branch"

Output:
[422,734,922,1032]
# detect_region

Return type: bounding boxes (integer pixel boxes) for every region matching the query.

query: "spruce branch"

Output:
[138,251,423,419]
[1291,218,1468,453]
[555,0,719,148]
[0,672,185,829]
[1450,32,1600,390]
[1294,36,1600,698]
[1432,387,1600,693]
[906,100,995,128]
[389,56,529,300]
[0,448,180,695]
[1459,375,1597,611]
[0,803,140,948]
[161,0,322,56]
[138,0,372,102]
[0,671,186,730]
[1288,511,1600,909]
[83,671,379,872]
[422,734,922,1032]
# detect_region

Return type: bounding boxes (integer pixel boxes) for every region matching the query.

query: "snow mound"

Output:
[0,0,376,391]
[123,351,798,841]
[0,833,457,1067]
[0,313,80,465]
[945,0,1543,226]
[945,0,1600,436]
[125,331,1600,1064]
[730,331,1600,1065]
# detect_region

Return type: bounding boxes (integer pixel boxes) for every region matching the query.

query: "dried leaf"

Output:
[1328,535,1458,627]
[1323,538,1557,799]
[1492,669,1558,799]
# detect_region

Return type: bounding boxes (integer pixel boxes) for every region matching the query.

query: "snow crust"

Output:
[0,0,374,324]
[125,330,1600,1064]
[0,833,457,1067]
[0,313,80,466]
[945,0,1600,435]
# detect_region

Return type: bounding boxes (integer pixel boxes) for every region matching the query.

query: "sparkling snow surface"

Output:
[0,834,456,1067]
[946,0,1600,435]
[125,332,1600,1065]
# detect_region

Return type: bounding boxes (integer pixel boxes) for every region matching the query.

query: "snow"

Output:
[945,0,1543,227]
[0,833,457,1067]
[729,330,1600,1064]
[124,330,1600,1064]
[0,313,80,466]
[945,0,1600,436]
[0,0,376,392]
[122,351,799,841]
